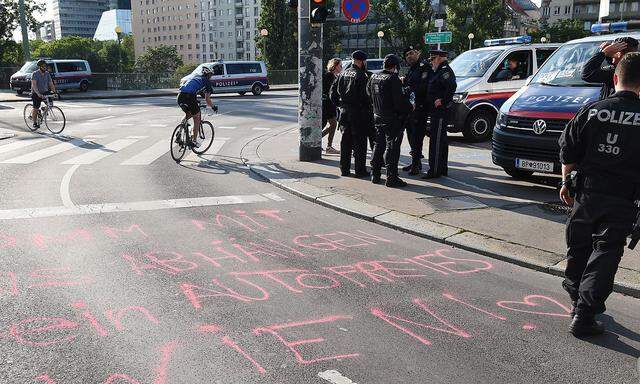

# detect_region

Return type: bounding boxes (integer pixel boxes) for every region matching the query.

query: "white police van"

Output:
[10,58,93,94]
[448,36,560,141]
[180,60,269,96]
[492,21,640,178]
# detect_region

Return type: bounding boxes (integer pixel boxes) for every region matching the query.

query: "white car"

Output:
[180,60,269,96]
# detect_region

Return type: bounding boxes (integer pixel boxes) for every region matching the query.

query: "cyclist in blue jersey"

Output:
[177,66,217,145]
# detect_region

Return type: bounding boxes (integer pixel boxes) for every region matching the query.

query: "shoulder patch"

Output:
[443,72,450,79]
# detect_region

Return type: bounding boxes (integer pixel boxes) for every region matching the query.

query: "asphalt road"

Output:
[0,91,639,384]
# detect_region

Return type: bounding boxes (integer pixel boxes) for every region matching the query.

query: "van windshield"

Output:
[449,49,503,77]
[531,42,601,86]
[19,61,37,73]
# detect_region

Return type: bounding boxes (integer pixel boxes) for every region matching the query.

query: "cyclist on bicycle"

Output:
[177,66,217,145]
[31,59,57,129]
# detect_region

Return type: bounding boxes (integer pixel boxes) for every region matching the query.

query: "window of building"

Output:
[633,2,639,11]
[584,21,592,30]
[254,6,258,15]
[564,5,571,14]
[610,2,617,12]
[189,54,193,60]
[553,6,560,14]
[246,31,250,39]
[245,21,250,28]
[221,53,225,59]
[188,44,192,49]
[620,2,628,11]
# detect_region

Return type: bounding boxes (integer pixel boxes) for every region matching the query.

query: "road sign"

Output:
[425,32,452,44]
[434,18,444,28]
[342,0,369,23]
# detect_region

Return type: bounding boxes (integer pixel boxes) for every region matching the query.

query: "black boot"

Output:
[402,164,412,172]
[408,164,421,175]
[421,172,439,180]
[371,173,381,184]
[386,176,407,188]
[569,314,605,337]
[570,301,577,319]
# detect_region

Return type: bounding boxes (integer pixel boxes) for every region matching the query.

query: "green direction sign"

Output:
[425,32,452,44]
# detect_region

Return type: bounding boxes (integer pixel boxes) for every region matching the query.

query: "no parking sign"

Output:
[342,0,369,23]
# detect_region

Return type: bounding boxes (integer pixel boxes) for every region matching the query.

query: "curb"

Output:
[241,131,640,300]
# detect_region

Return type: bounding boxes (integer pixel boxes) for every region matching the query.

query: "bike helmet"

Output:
[201,66,213,76]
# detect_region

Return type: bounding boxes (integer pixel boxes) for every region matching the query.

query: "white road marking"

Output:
[120,139,168,165]
[262,192,285,202]
[251,165,281,174]
[117,123,135,127]
[2,138,87,164]
[60,164,80,207]
[182,138,229,164]
[0,193,284,220]
[61,138,140,165]
[252,127,271,130]
[87,115,116,122]
[217,126,237,130]
[0,137,45,154]
[150,124,168,127]
[127,135,149,139]
[124,109,149,115]
[318,370,358,384]
[83,135,108,139]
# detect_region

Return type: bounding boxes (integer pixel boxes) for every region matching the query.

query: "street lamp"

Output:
[115,26,123,73]
[260,28,268,64]
[468,33,475,51]
[377,31,384,58]
[541,36,547,43]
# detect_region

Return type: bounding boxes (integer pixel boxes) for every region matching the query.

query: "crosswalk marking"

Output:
[87,115,115,122]
[150,124,168,127]
[124,109,148,115]
[2,139,87,164]
[120,139,168,165]
[253,127,271,131]
[84,135,108,139]
[61,138,140,165]
[117,123,135,127]
[182,138,229,164]
[0,137,45,154]
[218,126,237,130]
[127,135,148,139]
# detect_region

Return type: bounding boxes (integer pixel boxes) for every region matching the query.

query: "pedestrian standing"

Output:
[559,52,640,337]
[422,49,456,179]
[329,50,371,177]
[402,45,432,175]
[368,54,413,187]
[582,36,638,99]
[322,58,342,154]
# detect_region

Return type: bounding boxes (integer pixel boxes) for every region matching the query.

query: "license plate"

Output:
[515,158,554,173]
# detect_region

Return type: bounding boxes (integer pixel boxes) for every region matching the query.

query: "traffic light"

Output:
[309,0,328,24]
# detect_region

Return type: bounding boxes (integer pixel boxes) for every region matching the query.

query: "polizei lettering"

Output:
[524,95,593,104]
[587,108,640,126]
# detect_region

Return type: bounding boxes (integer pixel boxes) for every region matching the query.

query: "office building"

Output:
[94,9,133,40]
[39,20,57,41]
[50,0,110,38]
[542,0,640,30]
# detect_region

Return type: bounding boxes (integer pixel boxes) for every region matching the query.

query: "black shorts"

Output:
[32,91,52,109]
[177,92,199,115]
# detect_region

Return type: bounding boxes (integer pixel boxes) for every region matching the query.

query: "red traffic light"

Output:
[309,0,328,24]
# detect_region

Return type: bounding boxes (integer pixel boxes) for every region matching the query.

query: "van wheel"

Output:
[503,167,534,179]
[238,91,246,96]
[16,89,23,95]
[463,110,494,142]
[251,84,263,96]
[80,80,89,92]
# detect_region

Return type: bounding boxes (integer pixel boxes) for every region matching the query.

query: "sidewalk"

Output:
[0,84,297,103]
[242,126,640,299]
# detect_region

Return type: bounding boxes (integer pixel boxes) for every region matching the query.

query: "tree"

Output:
[134,45,183,73]
[256,0,297,70]
[530,19,589,44]
[32,36,104,69]
[370,0,434,54]
[323,0,345,63]
[0,0,44,66]
[446,0,508,54]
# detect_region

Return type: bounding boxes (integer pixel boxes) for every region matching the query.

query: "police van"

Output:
[340,58,385,74]
[10,58,93,94]
[492,21,640,178]
[448,36,560,141]
[179,60,269,96]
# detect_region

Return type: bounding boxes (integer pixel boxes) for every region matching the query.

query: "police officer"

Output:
[368,54,414,187]
[402,45,432,175]
[422,49,456,179]
[330,50,371,177]
[582,36,638,99]
[559,52,640,337]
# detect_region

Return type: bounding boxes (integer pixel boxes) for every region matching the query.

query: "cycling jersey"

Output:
[179,76,213,95]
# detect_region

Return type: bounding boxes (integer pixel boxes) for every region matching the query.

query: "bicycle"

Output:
[23,94,66,134]
[170,103,217,163]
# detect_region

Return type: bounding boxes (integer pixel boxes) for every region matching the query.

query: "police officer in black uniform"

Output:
[422,49,456,179]
[402,45,432,175]
[559,52,640,337]
[368,54,414,187]
[330,50,371,177]
[582,36,638,99]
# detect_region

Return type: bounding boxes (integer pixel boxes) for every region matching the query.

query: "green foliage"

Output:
[0,0,44,41]
[256,0,297,70]
[0,40,23,67]
[323,0,345,63]
[529,19,589,44]
[370,0,434,54]
[134,45,183,73]
[446,0,508,54]
[175,63,199,78]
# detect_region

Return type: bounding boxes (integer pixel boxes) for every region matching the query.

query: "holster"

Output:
[628,192,640,250]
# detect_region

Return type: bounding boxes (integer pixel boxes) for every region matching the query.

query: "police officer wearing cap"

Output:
[368,54,414,187]
[559,52,640,337]
[582,36,639,99]
[330,50,371,177]
[402,45,433,175]
[422,49,456,179]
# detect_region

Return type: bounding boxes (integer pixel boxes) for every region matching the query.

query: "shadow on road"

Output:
[584,314,640,358]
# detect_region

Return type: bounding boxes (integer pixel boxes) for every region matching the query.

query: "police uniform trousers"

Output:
[563,182,636,316]
[407,108,427,166]
[427,110,449,177]
[371,116,403,177]
[339,111,368,175]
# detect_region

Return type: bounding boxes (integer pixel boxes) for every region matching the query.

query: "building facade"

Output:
[540,0,574,24]
[39,20,57,41]
[542,0,640,30]
[94,9,133,40]
[50,0,110,38]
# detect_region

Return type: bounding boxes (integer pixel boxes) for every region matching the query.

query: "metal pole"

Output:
[469,39,472,51]
[437,26,442,50]
[298,2,323,161]
[378,37,381,58]
[18,0,30,62]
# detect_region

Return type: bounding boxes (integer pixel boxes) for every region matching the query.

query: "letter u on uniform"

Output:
[606,133,619,144]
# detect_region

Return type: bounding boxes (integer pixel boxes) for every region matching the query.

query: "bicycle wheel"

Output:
[192,121,215,154]
[170,124,188,162]
[45,106,66,134]
[23,104,40,131]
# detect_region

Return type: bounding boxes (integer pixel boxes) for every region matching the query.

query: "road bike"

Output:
[23,94,66,134]
[170,103,217,163]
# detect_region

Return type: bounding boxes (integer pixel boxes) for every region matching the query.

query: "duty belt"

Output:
[580,174,639,201]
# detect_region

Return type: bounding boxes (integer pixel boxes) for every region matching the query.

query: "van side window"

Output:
[490,50,533,82]
[56,62,86,72]
[535,48,556,68]
[212,64,223,75]
[226,63,244,74]
[242,63,261,73]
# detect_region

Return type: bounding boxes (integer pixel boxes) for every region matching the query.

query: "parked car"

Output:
[180,60,269,96]
[340,58,385,74]
[10,58,92,94]
[448,36,560,141]
[491,22,640,178]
